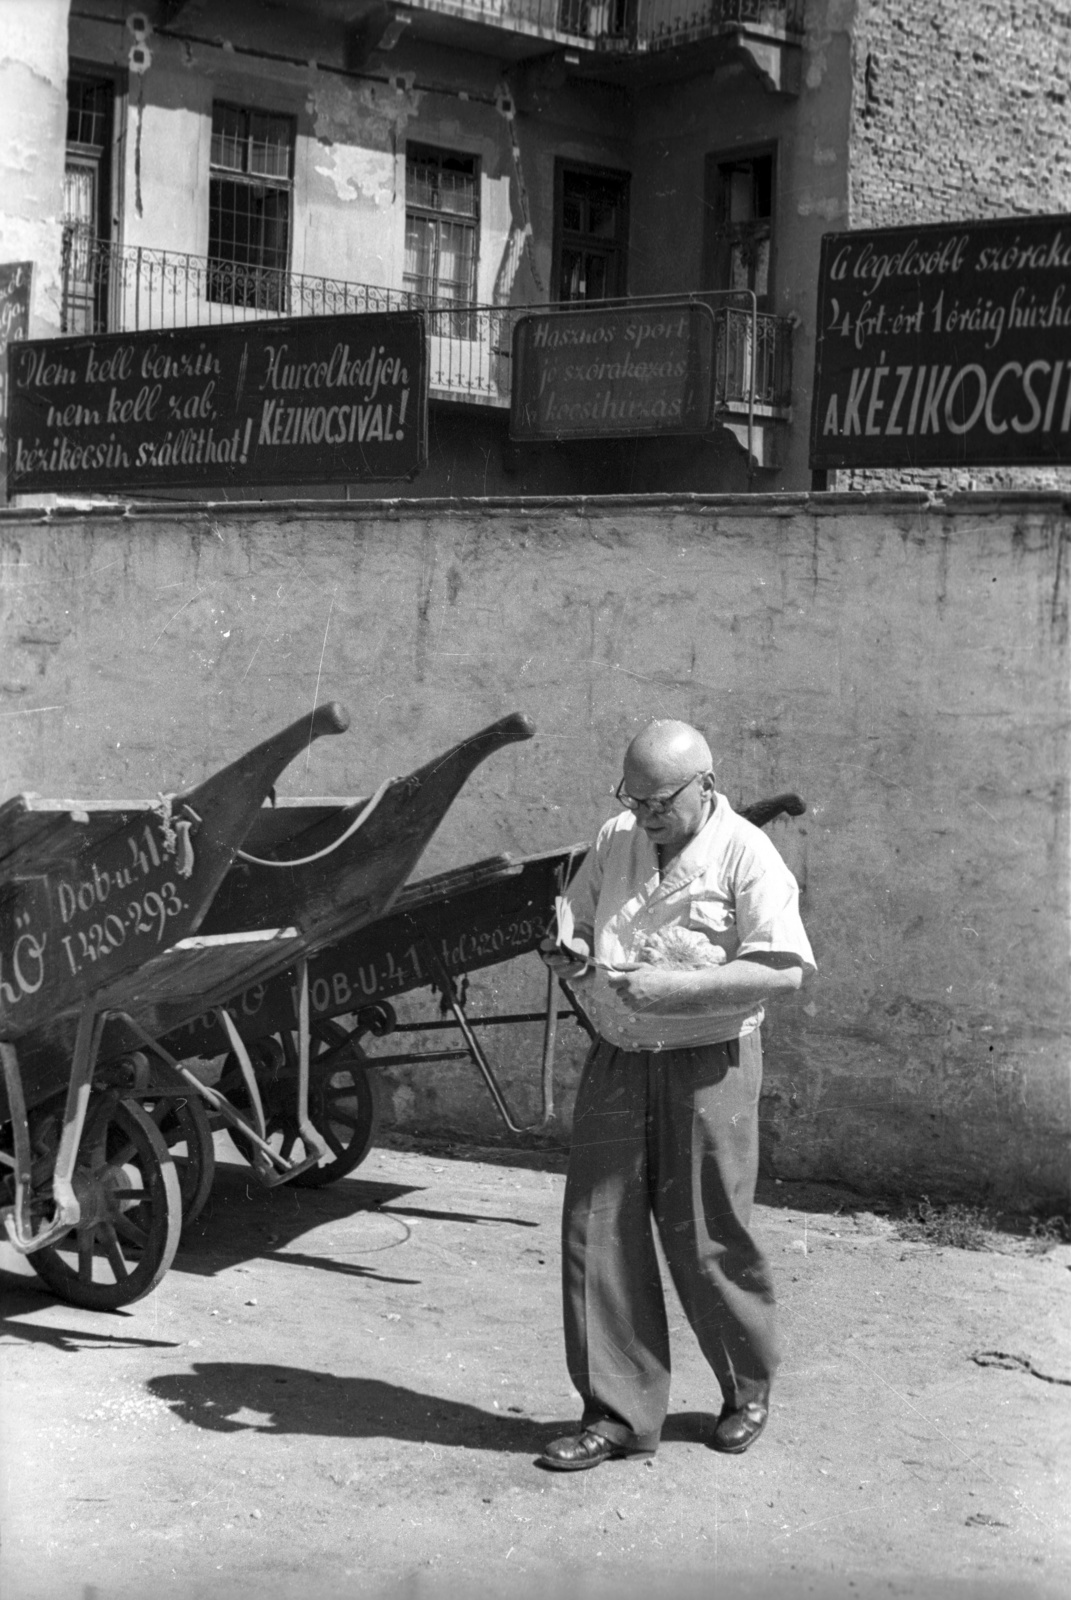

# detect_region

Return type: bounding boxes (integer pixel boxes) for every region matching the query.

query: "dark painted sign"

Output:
[0,262,33,499]
[510,302,715,440]
[810,214,1071,470]
[6,310,427,496]
[160,847,578,1058]
[0,809,199,1035]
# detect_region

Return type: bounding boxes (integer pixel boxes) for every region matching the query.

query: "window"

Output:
[554,164,629,303]
[63,75,115,334]
[208,103,294,311]
[404,145,479,337]
[705,149,775,308]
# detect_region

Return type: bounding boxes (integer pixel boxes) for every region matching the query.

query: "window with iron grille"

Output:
[63,74,115,335]
[705,148,775,309]
[208,103,294,311]
[404,145,479,338]
[554,163,630,303]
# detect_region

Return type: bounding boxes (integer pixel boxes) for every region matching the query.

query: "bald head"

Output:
[623,720,713,790]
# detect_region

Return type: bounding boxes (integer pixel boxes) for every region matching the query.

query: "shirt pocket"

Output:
[687,896,737,958]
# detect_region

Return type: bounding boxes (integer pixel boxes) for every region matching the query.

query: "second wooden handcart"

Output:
[0,708,536,1307]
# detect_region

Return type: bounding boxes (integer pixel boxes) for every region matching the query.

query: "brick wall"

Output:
[843,0,1071,491]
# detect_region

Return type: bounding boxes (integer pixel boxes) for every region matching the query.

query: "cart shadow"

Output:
[171,1171,413,1279]
[0,1293,184,1349]
[147,1361,563,1454]
[173,1154,539,1283]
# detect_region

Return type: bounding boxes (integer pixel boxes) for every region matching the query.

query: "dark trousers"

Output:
[561,1031,780,1452]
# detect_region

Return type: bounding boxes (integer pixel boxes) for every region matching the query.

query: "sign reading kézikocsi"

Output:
[510,302,716,441]
[6,310,427,496]
[810,214,1071,470]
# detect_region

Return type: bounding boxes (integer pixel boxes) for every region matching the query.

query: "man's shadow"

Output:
[146,1362,717,1453]
[147,1362,563,1454]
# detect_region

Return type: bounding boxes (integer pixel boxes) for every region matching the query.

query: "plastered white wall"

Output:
[1,492,1066,1209]
[0,0,70,337]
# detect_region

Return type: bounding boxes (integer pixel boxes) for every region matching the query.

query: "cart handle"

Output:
[234,776,392,868]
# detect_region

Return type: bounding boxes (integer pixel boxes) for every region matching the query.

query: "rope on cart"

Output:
[234,777,394,868]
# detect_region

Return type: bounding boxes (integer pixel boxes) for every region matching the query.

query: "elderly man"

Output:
[539,719,815,1471]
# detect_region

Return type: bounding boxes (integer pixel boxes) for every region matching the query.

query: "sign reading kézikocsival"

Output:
[5,310,427,496]
[810,214,1071,470]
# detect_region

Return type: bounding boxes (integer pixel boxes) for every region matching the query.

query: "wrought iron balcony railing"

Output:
[399,0,804,46]
[592,0,805,50]
[61,240,791,418]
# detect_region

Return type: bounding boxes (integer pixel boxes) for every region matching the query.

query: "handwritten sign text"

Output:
[510,302,715,441]
[810,215,1071,469]
[6,310,427,496]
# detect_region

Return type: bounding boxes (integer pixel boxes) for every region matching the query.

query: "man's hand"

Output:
[607,954,804,1013]
[605,964,688,1011]
[539,937,591,982]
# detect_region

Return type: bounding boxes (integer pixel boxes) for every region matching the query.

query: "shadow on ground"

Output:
[144,1360,722,1453]
[171,1148,541,1283]
[146,1361,567,1451]
[0,1295,185,1344]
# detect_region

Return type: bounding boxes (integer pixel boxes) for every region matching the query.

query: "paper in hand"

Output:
[553,894,591,964]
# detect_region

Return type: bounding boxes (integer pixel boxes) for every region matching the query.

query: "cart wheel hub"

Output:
[70,1163,135,1228]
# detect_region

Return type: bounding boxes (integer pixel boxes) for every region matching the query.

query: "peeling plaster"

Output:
[1,0,69,84]
[804,0,853,91]
[813,143,839,165]
[493,223,531,305]
[3,140,37,177]
[314,144,395,207]
[495,80,544,297]
[806,44,830,91]
[306,77,421,150]
[797,195,849,219]
[0,60,62,89]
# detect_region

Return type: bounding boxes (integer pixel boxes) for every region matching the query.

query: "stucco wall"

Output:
[627,2,854,490]
[0,0,69,339]
[1,492,1067,1210]
[64,8,595,314]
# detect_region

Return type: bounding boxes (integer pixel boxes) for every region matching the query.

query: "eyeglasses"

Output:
[615,771,709,816]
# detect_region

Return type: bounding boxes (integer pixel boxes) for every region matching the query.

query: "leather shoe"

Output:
[711,1399,769,1455]
[538,1429,650,1471]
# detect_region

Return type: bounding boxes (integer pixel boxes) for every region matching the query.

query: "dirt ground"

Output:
[1,1135,1069,1600]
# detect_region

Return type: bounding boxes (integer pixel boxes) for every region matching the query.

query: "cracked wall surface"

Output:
[0,0,70,337]
[1,493,1066,1208]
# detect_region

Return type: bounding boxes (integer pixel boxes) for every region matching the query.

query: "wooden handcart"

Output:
[0,708,536,1307]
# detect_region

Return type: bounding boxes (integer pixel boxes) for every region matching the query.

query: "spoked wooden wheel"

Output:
[221,1022,382,1187]
[141,1062,216,1228]
[27,1091,182,1310]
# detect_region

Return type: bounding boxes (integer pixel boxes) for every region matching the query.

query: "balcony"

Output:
[61,241,516,407]
[597,0,805,51]
[330,0,802,85]
[577,0,805,90]
[61,242,791,455]
[367,0,804,88]
[341,0,591,64]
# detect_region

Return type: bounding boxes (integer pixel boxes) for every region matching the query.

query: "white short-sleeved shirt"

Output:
[563,794,816,1051]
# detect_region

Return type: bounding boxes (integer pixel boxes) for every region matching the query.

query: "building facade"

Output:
[5,2,1070,497]
[5,2,1071,498]
[4,0,847,496]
